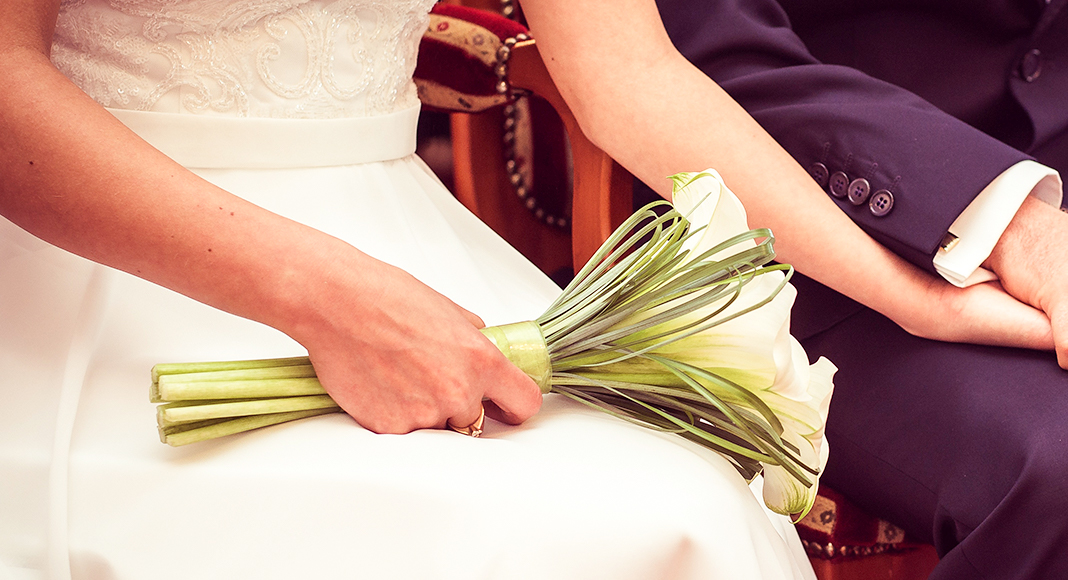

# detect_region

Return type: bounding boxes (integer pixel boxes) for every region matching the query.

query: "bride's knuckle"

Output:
[409,399,442,426]
[468,337,497,360]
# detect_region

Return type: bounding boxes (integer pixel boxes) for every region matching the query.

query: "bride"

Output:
[1,0,1034,578]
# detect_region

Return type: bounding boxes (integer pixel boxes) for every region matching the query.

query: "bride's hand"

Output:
[893,277,1054,352]
[288,250,543,435]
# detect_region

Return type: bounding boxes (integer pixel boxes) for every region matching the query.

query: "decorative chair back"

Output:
[414,1,632,280]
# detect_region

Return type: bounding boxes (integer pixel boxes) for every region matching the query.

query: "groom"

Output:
[651,0,1068,578]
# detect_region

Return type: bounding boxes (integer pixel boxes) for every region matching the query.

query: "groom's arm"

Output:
[656,0,1046,272]
[654,0,1068,363]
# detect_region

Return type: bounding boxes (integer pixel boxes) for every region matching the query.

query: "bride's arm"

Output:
[519,0,1054,351]
[0,2,541,433]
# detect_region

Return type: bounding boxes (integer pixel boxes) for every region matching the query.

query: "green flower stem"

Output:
[157,394,339,425]
[157,377,326,401]
[156,364,317,384]
[152,356,311,383]
[151,358,314,402]
[160,408,342,447]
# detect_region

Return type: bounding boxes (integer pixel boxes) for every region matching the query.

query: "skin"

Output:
[0,0,1063,435]
[985,196,1068,368]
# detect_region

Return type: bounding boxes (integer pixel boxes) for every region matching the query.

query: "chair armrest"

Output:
[506,42,632,268]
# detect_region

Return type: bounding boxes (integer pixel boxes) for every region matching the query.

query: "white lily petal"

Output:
[671,170,723,224]
[760,356,836,517]
[806,357,836,426]
[768,324,810,401]
[762,429,820,517]
[762,465,818,518]
[759,356,836,436]
[671,169,758,260]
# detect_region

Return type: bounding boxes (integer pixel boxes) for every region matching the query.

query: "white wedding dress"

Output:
[0,1,816,579]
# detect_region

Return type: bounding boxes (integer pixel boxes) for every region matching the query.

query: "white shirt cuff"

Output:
[934,160,1062,287]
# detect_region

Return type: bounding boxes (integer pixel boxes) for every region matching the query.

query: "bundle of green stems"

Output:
[151,171,834,517]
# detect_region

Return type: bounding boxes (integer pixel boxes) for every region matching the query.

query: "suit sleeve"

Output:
[655,0,1033,272]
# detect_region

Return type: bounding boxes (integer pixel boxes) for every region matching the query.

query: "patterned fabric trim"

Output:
[797,487,929,560]
[414,4,530,113]
[415,79,507,112]
[424,13,504,69]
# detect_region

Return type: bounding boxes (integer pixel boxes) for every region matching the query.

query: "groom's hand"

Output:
[986,195,1068,369]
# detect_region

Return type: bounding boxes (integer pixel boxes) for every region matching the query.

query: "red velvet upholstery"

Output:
[798,486,930,561]
[415,4,530,113]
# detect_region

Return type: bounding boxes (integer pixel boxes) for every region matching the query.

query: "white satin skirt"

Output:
[0,105,816,580]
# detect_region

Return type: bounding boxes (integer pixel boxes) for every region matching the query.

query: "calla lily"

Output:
[671,170,837,517]
[760,355,835,518]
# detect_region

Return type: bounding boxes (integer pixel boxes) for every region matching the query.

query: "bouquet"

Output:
[150,169,835,517]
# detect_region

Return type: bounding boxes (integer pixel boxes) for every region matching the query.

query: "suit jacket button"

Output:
[829,171,849,198]
[847,178,871,205]
[809,162,830,188]
[869,190,894,216]
[1019,49,1042,82]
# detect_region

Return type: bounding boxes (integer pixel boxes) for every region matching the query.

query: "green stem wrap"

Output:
[480,321,552,394]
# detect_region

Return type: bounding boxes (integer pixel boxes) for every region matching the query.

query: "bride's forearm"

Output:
[0,46,366,342]
[605,67,940,323]
[603,74,1049,345]
[600,79,1051,346]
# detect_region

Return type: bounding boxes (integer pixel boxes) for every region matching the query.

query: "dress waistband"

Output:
[107,105,421,169]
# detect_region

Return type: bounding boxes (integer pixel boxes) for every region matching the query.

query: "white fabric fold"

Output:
[46,268,112,580]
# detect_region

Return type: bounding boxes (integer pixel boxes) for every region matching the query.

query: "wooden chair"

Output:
[415,0,630,280]
[414,3,939,579]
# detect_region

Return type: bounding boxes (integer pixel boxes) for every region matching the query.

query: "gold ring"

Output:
[447,405,485,438]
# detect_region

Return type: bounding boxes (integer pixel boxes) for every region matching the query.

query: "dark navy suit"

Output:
[651,1,1068,578]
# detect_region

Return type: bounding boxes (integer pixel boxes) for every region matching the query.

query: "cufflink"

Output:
[940,233,960,252]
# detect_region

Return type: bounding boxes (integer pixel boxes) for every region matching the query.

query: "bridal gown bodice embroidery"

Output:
[52,0,436,118]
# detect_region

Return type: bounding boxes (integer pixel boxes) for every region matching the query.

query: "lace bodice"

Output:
[52,0,437,118]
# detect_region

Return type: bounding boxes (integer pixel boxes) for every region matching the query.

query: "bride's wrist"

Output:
[862,260,948,339]
[253,232,378,350]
